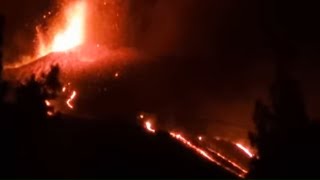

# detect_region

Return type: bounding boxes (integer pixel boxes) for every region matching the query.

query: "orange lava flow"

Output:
[145,121,156,133]
[66,90,77,109]
[140,118,247,178]
[37,0,87,57]
[236,143,254,158]
[206,147,248,174]
[169,132,246,178]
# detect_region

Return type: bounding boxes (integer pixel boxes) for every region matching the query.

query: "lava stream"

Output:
[236,143,254,158]
[66,90,77,109]
[169,132,245,178]
[145,121,156,133]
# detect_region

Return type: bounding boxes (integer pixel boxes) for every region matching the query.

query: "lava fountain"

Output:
[37,0,87,58]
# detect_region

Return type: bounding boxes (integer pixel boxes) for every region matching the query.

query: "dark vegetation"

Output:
[248,69,320,178]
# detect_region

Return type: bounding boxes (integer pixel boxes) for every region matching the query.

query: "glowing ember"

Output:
[62,86,66,92]
[198,136,203,141]
[37,0,87,57]
[139,114,144,119]
[47,111,54,116]
[114,72,119,78]
[45,100,51,106]
[145,121,156,133]
[236,143,254,158]
[66,90,77,109]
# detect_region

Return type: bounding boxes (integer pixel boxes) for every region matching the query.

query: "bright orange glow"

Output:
[169,132,245,178]
[45,100,51,106]
[66,91,77,109]
[114,72,119,78]
[62,86,66,92]
[139,114,144,119]
[145,121,156,133]
[37,0,87,57]
[207,147,248,174]
[198,136,203,141]
[236,143,254,158]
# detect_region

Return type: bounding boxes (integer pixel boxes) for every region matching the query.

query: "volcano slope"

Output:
[51,115,238,178]
[2,46,244,178]
[0,111,236,178]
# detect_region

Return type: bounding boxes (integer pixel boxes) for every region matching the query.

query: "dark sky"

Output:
[2,0,320,141]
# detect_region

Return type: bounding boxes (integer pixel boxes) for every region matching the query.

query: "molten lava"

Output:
[169,132,246,178]
[37,0,87,57]
[45,100,51,106]
[66,90,77,109]
[145,121,156,133]
[236,143,254,158]
[139,115,248,178]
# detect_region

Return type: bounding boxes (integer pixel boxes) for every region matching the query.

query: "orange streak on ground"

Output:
[66,90,77,109]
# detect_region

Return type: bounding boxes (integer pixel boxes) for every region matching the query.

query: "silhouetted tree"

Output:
[248,69,317,178]
[7,66,62,177]
[43,65,62,99]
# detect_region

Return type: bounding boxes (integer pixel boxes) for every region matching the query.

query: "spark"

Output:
[114,72,119,78]
[66,90,77,109]
[198,136,203,141]
[62,86,66,92]
[139,114,144,119]
[236,143,254,158]
[145,121,155,133]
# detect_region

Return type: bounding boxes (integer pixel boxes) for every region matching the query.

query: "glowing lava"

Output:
[140,117,248,178]
[45,100,51,106]
[37,0,87,57]
[236,143,254,158]
[66,90,77,109]
[169,132,245,178]
[145,121,156,133]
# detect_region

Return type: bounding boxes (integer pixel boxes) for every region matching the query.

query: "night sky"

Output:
[1,0,320,140]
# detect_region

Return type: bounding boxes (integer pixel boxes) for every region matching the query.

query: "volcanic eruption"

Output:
[2,0,255,178]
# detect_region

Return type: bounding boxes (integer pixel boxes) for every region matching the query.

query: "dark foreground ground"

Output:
[0,111,236,178]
